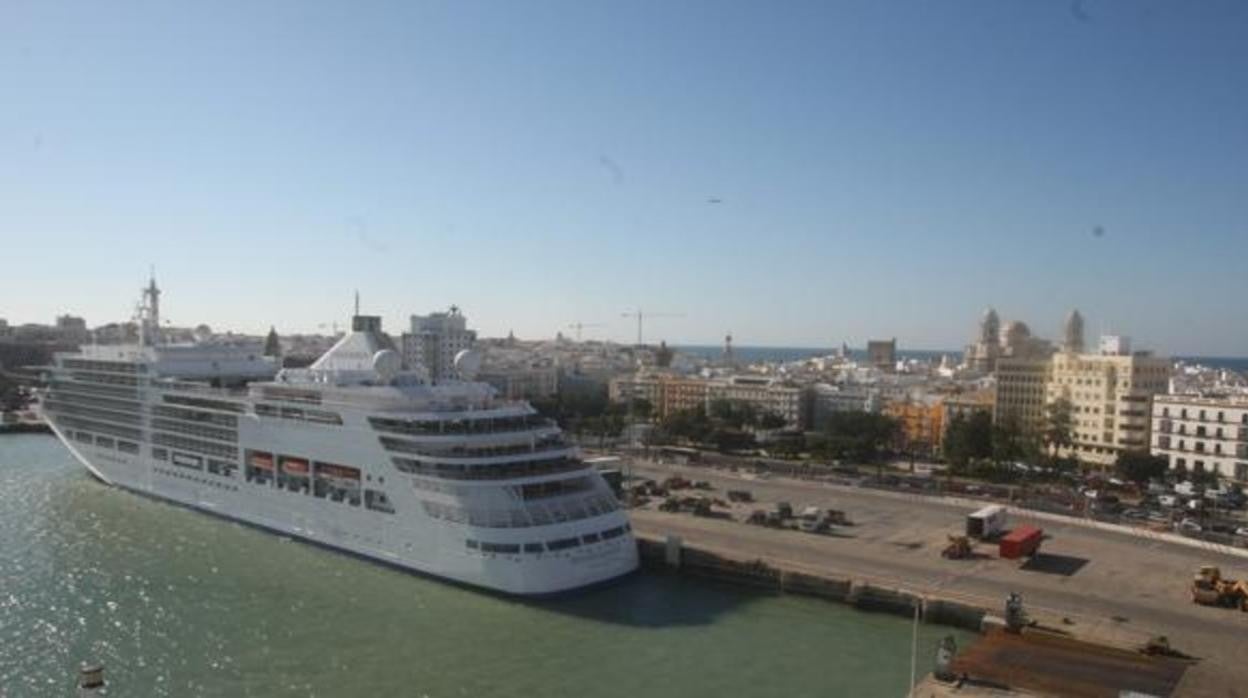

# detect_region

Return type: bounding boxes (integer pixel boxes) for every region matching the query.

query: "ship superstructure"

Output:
[39,280,638,595]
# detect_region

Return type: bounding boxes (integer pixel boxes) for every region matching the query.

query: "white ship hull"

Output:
[49,418,638,596]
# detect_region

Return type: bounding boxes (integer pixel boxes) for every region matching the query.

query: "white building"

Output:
[402,307,476,383]
[1151,395,1248,483]
[805,383,881,430]
[707,376,804,429]
[479,366,559,400]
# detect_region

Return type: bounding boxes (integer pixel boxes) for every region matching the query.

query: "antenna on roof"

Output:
[354,289,360,317]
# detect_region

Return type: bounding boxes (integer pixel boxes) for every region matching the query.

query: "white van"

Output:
[966,505,1007,539]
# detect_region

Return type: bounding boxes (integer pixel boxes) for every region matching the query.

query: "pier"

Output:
[625,458,1248,697]
[638,533,1192,698]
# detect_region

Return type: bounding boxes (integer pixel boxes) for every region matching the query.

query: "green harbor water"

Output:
[0,434,970,697]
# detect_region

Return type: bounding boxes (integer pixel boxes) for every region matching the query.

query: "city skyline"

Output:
[3,1,1246,355]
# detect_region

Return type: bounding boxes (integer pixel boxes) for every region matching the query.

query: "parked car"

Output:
[1235,527,1248,538]
[1121,508,1148,520]
[1158,494,1178,508]
[1176,519,1202,534]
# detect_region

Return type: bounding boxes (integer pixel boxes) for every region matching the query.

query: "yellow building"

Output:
[941,389,995,426]
[657,375,709,419]
[884,399,945,455]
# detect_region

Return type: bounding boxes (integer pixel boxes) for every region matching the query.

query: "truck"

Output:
[966,505,1008,540]
[999,525,1043,559]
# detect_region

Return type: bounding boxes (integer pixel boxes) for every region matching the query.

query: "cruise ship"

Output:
[39,279,638,595]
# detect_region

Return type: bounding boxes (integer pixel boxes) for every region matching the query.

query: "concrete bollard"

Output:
[78,663,105,697]
[664,535,682,568]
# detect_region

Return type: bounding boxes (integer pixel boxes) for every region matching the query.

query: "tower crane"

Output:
[620,309,684,347]
[566,322,605,342]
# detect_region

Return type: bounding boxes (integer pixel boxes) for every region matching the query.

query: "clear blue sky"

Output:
[2,0,1245,356]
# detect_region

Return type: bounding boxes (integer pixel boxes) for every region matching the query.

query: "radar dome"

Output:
[372,349,401,381]
[453,349,483,380]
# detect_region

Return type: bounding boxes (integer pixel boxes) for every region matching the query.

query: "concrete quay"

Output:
[627,459,1248,698]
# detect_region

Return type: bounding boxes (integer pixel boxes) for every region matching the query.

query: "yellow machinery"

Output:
[1191,566,1248,611]
[942,535,974,560]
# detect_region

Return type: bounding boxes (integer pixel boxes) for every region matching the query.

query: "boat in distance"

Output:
[38,279,638,595]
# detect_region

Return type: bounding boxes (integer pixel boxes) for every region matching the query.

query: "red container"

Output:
[999,525,1043,559]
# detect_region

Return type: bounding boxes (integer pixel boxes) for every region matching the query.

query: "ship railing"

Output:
[155,380,250,397]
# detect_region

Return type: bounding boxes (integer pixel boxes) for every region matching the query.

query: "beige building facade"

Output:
[609,373,804,428]
[1047,351,1169,465]
[994,343,1169,466]
[994,356,1050,435]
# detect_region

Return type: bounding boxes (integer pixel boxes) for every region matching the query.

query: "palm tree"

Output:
[1042,398,1075,459]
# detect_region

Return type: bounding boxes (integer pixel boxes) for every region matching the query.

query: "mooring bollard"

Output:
[934,635,958,682]
[78,663,105,696]
[1005,591,1026,633]
[664,534,682,568]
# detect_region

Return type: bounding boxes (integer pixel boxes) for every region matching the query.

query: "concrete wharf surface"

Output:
[627,459,1248,698]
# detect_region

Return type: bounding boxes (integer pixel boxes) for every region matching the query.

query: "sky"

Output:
[2,0,1246,356]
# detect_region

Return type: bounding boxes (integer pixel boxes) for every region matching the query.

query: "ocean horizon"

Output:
[674,345,1248,374]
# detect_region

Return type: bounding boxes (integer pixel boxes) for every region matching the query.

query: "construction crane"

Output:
[566,322,604,342]
[621,309,684,347]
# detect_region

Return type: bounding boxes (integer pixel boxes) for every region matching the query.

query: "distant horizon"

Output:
[7,306,1247,361]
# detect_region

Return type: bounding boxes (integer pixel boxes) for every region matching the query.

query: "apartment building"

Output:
[993,356,1050,435]
[401,307,476,383]
[707,376,804,429]
[1151,395,1248,483]
[1047,349,1170,466]
[883,398,944,455]
[609,373,804,428]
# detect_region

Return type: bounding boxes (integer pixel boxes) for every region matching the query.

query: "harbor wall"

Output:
[637,536,987,633]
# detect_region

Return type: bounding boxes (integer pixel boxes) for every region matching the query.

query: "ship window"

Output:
[162,395,246,414]
[152,448,168,460]
[75,431,93,443]
[523,543,544,553]
[95,436,115,449]
[546,537,580,551]
[600,526,626,540]
[581,533,600,544]
[117,441,139,454]
[480,542,520,554]
[304,410,342,425]
[255,404,278,417]
[280,407,304,420]
[172,452,203,469]
[365,489,395,513]
[466,539,479,549]
[207,459,238,478]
